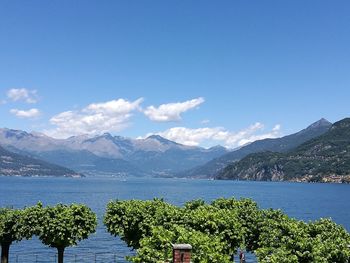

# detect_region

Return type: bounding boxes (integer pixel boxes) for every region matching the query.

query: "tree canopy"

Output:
[0,203,97,263]
[38,203,97,248]
[104,198,350,263]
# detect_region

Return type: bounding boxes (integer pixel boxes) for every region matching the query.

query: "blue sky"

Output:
[0,1,349,148]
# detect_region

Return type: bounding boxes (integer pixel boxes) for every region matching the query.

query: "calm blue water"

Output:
[0,176,349,262]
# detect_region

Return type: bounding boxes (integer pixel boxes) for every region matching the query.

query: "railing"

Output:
[9,253,125,263]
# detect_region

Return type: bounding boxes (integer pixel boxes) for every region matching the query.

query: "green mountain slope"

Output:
[180,118,331,178]
[0,146,82,177]
[216,118,350,183]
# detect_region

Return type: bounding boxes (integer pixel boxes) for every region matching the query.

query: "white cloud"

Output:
[237,124,281,146]
[146,123,281,148]
[45,98,143,138]
[143,97,205,122]
[201,119,210,124]
[7,88,38,103]
[10,108,41,119]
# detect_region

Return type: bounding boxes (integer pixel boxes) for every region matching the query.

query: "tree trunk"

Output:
[57,247,65,263]
[1,243,10,263]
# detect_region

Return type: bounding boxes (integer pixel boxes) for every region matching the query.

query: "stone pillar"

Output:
[172,244,192,263]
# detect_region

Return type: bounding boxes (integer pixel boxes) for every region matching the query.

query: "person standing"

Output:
[239,250,246,263]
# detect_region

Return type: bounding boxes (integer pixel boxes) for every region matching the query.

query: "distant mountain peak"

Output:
[209,145,227,150]
[66,134,91,141]
[147,134,164,140]
[96,133,129,141]
[101,132,115,139]
[1,128,32,139]
[146,135,178,145]
[307,118,332,129]
[83,132,114,142]
[30,131,49,138]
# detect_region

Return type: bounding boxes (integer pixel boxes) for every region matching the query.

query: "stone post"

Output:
[172,244,192,263]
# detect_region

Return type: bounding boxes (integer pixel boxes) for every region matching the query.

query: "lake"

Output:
[0,176,349,262]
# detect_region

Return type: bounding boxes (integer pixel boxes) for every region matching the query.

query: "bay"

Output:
[0,176,349,262]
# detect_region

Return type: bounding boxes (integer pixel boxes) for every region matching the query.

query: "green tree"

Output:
[183,204,243,256]
[104,199,182,249]
[37,204,97,263]
[0,208,20,263]
[105,198,350,263]
[0,203,45,263]
[256,210,350,263]
[131,225,231,263]
[211,198,261,251]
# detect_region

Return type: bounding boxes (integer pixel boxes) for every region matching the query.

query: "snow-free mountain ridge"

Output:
[0,129,228,176]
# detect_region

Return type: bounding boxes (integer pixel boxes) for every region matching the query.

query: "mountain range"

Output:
[0,130,228,177]
[179,118,332,178]
[2,117,349,181]
[216,118,350,183]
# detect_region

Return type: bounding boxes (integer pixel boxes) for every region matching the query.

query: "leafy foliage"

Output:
[0,208,23,263]
[104,198,182,249]
[19,202,45,239]
[105,198,350,263]
[256,210,350,262]
[132,225,231,263]
[38,203,97,249]
[0,204,45,263]
[0,208,23,245]
[0,203,97,263]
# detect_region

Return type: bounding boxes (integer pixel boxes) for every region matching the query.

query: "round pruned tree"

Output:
[0,208,22,263]
[37,204,97,263]
[0,203,45,263]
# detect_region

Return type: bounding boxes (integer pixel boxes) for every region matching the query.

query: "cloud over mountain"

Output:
[12,93,281,148]
[146,122,281,148]
[143,97,205,122]
[46,98,143,138]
